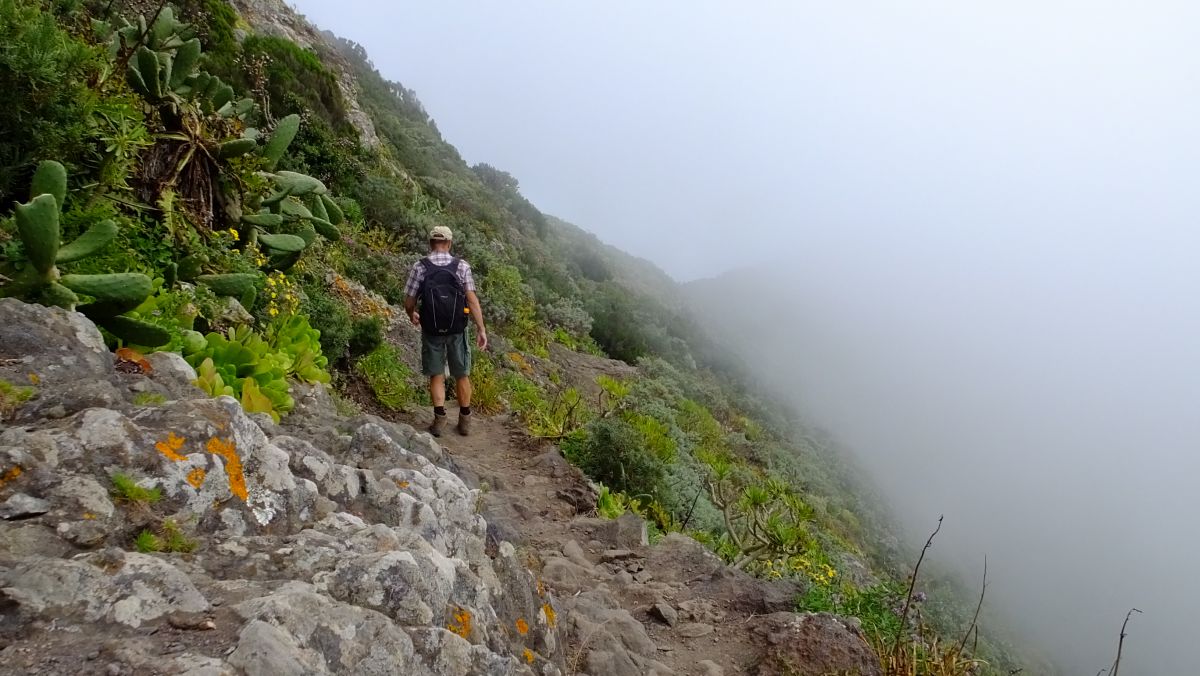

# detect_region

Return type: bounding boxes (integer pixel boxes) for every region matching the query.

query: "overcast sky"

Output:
[291,1,1200,671]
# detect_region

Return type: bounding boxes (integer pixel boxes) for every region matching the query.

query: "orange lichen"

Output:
[523,649,535,664]
[115,347,152,373]
[155,432,188,462]
[0,466,22,489]
[515,618,529,635]
[187,467,207,489]
[448,607,472,639]
[206,437,247,501]
[395,480,410,489]
[542,602,557,628]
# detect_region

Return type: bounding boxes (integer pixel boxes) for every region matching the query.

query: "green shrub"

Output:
[566,417,665,500]
[240,35,353,134]
[355,343,417,410]
[467,347,504,415]
[300,281,353,360]
[0,0,104,201]
[348,315,383,357]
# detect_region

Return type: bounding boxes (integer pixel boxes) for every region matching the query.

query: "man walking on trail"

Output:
[404,226,488,437]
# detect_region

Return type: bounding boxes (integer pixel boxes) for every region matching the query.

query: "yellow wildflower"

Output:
[227,228,240,241]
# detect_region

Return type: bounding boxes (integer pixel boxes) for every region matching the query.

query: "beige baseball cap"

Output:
[430,225,454,241]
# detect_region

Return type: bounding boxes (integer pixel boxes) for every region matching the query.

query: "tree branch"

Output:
[894,514,943,652]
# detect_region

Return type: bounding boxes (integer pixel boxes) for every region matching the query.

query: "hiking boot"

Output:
[429,413,447,437]
[457,412,472,436]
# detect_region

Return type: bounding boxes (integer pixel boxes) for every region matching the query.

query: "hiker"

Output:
[403,225,489,437]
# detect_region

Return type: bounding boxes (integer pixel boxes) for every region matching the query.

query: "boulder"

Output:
[750,612,882,676]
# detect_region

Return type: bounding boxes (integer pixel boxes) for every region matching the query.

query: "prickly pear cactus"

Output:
[1,162,165,346]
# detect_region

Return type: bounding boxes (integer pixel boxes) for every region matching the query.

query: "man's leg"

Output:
[454,376,472,408]
[449,333,474,436]
[430,375,446,407]
[422,335,449,437]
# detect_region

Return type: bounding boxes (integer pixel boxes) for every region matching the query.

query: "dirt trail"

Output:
[389,407,783,676]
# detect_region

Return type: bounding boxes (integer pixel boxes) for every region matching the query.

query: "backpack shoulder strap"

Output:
[419,256,437,272]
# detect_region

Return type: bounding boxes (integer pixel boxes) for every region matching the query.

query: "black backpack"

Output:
[418,257,469,335]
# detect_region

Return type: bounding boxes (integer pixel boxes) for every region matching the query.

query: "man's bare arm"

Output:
[404,295,419,326]
[465,290,487,349]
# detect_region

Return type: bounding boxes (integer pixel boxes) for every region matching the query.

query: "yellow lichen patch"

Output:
[448,607,472,639]
[536,579,546,597]
[542,602,557,628]
[515,618,529,635]
[206,437,247,501]
[395,480,410,489]
[82,512,96,520]
[155,432,187,462]
[187,467,207,489]
[0,466,22,489]
[27,373,39,385]
[523,649,535,664]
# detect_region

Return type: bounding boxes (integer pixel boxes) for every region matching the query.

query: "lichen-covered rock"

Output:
[0,550,209,627]
[234,582,423,675]
[0,299,565,674]
[0,298,121,422]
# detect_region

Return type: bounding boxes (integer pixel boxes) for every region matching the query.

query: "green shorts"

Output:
[421,332,472,378]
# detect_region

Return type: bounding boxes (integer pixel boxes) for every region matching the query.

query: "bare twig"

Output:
[955,555,988,655]
[1109,607,1142,676]
[894,514,943,652]
[115,0,171,74]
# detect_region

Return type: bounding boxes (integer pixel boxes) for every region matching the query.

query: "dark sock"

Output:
[460,406,472,416]
[434,406,446,417]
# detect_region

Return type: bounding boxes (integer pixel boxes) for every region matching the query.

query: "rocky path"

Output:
[397,410,882,676]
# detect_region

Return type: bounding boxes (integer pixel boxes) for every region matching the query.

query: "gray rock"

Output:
[600,549,637,562]
[562,539,592,569]
[650,602,678,627]
[0,522,72,557]
[228,620,314,675]
[560,589,658,676]
[541,556,601,595]
[0,299,121,422]
[606,513,649,548]
[0,492,50,519]
[676,622,714,638]
[48,475,115,519]
[750,612,882,676]
[0,552,209,627]
[234,582,422,674]
[144,351,203,400]
[698,660,724,676]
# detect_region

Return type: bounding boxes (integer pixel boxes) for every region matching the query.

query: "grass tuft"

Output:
[111,473,162,504]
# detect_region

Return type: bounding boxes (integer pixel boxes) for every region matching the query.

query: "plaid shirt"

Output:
[403,251,476,298]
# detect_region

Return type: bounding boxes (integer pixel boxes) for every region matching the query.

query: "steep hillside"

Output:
[0,0,1039,673]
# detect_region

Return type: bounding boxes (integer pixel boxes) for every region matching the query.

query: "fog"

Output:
[292,1,1200,671]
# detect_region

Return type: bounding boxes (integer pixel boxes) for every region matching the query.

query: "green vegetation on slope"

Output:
[0,2,1038,672]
